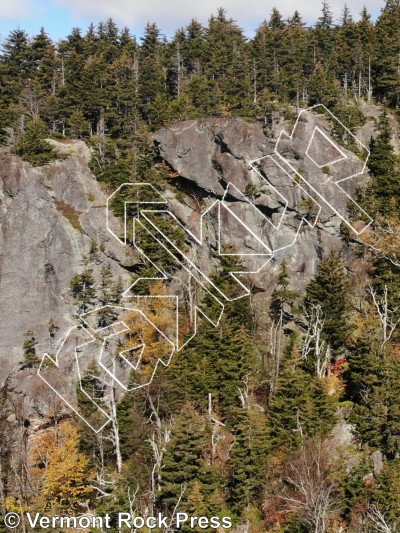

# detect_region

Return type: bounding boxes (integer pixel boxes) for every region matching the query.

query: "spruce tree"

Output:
[167,257,255,419]
[158,403,209,509]
[348,346,400,458]
[1,29,31,78]
[366,113,400,217]
[182,19,206,75]
[371,459,400,525]
[21,330,40,368]
[305,251,351,354]
[267,359,336,452]
[116,390,153,490]
[12,118,58,167]
[70,269,96,313]
[29,27,57,96]
[76,360,106,419]
[229,408,269,516]
[315,1,336,64]
[269,8,286,30]
[139,23,167,125]
[288,10,305,28]
[373,0,400,106]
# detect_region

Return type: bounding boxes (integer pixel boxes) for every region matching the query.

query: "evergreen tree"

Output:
[373,0,400,106]
[116,389,153,490]
[229,408,269,516]
[267,358,336,452]
[371,459,400,525]
[347,345,400,457]
[269,8,286,30]
[340,5,353,25]
[270,260,299,324]
[314,1,337,72]
[1,28,31,79]
[96,265,121,327]
[366,113,400,216]
[76,360,106,419]
[138,23,167,125]
[307,62,340,107]
[317,1,333,29]
[203,9,251,115]
[167,257,255,418]
[70,268,96,313]
[12,118,58,167]
[158,403,209,509]
[168,313,254,419]
[29,28,57,96]
[305,251,351,354]
[21,330,40,368]
[182,19,206,75]
[288,10,305,28]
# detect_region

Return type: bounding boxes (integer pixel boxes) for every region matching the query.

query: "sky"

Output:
[0,0,385,42]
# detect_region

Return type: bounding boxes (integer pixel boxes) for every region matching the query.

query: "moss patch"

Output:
[55,200,83,232]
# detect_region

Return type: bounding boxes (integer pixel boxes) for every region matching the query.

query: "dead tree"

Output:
[366,504,395,533]
[301,304,331,378]
[272,437,341,533]
[368,284,400,351]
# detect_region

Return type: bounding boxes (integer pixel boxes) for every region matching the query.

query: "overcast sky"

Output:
[0,0,385,41]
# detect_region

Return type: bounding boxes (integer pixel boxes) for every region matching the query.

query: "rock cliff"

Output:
[0,111,371,409]
[0,141,132,382]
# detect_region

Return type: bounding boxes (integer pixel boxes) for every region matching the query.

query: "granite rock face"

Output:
[155,113,369,290]
[0,141,132,382]
[0,113,370,400]
[154,118,269,197]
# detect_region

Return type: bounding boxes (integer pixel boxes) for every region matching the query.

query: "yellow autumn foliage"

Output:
[41,421,94,513]
[124,280,182,382]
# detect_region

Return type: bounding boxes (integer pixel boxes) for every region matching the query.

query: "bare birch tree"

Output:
[366,504,395,533]
[271,437,342,533]
[368,284,400,351]
[301,303,331,378]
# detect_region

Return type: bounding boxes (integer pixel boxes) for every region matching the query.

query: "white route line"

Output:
[250,103,372,238]
[305,126,347,168]
[38,103,374,432]
[38,305,175,432]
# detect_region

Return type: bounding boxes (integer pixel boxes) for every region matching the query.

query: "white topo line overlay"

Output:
[38,103,373,431]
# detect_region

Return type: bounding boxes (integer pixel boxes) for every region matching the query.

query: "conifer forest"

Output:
[1,1,400,531]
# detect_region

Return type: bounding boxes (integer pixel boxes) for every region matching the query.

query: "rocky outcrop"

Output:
[154,118,269,197]
[0,112,371,401]
[0,141,132,382]
[154,113,370,288]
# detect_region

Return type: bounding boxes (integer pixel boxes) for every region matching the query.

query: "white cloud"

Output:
[0,0,33,20]
[57,0,385,35]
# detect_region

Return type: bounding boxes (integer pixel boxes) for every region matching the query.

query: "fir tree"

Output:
[229,408,269,516]
[158,403,209,509]
[21,330,40,368]
[12,118,58,167]
[366,113,400,216]
[305,251,351,354]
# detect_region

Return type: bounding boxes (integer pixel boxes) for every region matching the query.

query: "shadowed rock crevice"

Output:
[0,115,366,388]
